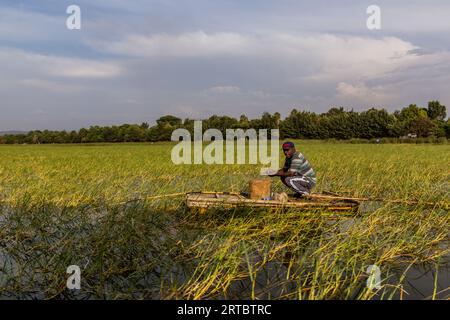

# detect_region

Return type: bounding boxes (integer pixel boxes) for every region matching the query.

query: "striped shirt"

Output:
[283,152,316,185]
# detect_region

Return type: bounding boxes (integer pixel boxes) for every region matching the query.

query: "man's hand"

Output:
[269,169,291,177]
[261,168,278,176]
[276,169,296,177]
[268,169,281,177]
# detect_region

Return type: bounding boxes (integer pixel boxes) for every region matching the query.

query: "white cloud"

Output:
[2,21,450,129]
[0,47,122,79]
[89,30,450,111]
[276,34,419,83]
[336,82,390,103]
[1,1,450,131]
[91,31,421,83]
[93,31,250,57]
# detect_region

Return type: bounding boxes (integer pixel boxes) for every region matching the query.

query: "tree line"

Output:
[1,101,448,144]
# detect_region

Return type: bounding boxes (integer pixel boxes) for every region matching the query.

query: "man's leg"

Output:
[283,176,314,196]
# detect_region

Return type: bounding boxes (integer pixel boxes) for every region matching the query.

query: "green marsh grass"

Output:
[0,142,449,299]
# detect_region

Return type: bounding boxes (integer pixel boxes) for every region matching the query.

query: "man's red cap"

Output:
[282,141,295,149]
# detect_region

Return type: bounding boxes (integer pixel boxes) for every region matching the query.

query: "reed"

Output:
[0,142,448,299]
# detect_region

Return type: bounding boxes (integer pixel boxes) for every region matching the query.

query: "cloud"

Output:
[0,47,122,79]
[277,34,419,83]
[86,30,450,112]
[0,46,126,130]
[2,1,450,130]
[336,82,391,103]
[91,31,418,82]
[93,31,250,57]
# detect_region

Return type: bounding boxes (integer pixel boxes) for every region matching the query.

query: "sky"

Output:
[1,0,450,131]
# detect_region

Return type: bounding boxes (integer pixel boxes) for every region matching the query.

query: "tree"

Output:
[1,103,448,145]
[273,112,281,128]
[325,107,346,116]
[239,115,249,123]
[408,117,436,137]
[427,100,447,120]
[156,115,182,126]
[445,119,450,138]
[397,104,427,122]
[280,109,298,138]
[204,115,239,134]
[260,112,278,129]
[358,108,396,139]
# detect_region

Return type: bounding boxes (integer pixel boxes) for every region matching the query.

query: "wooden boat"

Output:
[186,192,360,213]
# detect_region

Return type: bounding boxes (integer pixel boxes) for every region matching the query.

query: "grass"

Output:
[0,141,449,299]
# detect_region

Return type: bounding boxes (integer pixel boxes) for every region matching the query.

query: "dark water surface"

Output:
[387,259,450,300]
[0,203,448,300]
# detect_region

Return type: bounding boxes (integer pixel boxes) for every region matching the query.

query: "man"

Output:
[270,141,316,197]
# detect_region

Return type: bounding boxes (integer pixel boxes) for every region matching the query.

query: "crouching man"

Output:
[270,141,316,197]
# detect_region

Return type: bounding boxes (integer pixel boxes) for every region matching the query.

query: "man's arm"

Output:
[269,168,295,177]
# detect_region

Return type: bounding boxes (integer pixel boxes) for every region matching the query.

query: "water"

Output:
[0,202,448,300]
[382,257,450,300]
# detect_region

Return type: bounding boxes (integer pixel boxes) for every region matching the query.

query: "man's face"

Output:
[283,147,295,158]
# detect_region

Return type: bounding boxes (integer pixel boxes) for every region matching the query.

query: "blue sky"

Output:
[1,0,450,130]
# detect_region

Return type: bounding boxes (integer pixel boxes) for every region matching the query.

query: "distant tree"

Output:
[78,128,89,143]
[32,133,40,144]
[445,119,450,138]
[427,100,447,120]
[358,108,396,139]
[325,107,346,116]
[1,103,448,144]
[154,122,177,141]
[397,104,427,122]
[279,109,299,138]
[235,115,250,129]
[408,117,436,137]
[204,115,238,134]
[183,118,194,126]
[248,119,262,130]
[156,115,182,126]
[69,130,79,143]
[274,112,281,128]
[260,112,280,130]
[392,104,430,136]
[433,120,447,138]
[239,114,249,123]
